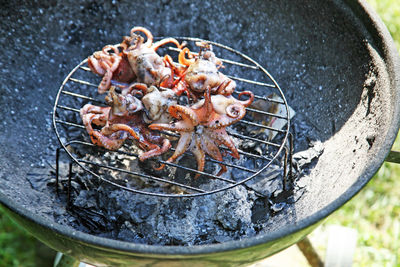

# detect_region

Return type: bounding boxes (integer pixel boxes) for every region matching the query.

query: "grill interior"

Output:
[1,0,399,264]
[53,37,292,197]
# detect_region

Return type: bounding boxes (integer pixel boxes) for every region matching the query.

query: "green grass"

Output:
[369,0,400,49]
[0,207,36,267]
[1,1,400,266]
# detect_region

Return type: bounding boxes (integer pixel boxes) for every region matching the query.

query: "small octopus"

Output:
[87,44,136,94]
[80,85,171,161]
[122,26,184,88]
[87,26,185,94]
[149,87,254,178]
[174,42,237,101]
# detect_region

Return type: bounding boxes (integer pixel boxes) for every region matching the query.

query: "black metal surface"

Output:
[0,0,399,266]
[385,150,400,164]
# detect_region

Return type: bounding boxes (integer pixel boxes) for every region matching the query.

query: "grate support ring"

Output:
[52,37,292,197]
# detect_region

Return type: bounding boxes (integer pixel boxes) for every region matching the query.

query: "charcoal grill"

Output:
[53,37,293,198]
[1,0,400,266]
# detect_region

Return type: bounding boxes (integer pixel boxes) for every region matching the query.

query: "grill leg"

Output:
[56,148,61,195]
[68,161,73,207]
[53,252,80,267]
[296,237,324,267]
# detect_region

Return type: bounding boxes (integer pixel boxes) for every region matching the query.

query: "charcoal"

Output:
[245,165,283,197]
[292,140,324,173]
[251,198,270,224]
[292,186,306,203]
[117,221,140,241]
[216,188,253,231]
[25,110,323,246]
[214,235,232,243]
[270,202,286,212]
[73,190,97,208]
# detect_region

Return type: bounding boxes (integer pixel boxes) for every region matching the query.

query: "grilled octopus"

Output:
[88,26,185,94]
[149,87,254,178]
[122,26,184,88]
[174,42,237,100]
[83,27,256,178]
[80,85,171,161]
[87,45,136,94]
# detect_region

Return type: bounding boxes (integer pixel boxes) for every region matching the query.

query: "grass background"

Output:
[1,0,399,266]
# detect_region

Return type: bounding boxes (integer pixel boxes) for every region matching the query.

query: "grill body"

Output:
[0,0,399,266]
[2,202,319,266]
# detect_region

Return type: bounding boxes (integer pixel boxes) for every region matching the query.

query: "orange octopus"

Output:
[80,85,171,161]
[173,42,237,101]
[122,26,184,88]
[88,44,136,94]
[87,26,185,94]
[149,87,254,178]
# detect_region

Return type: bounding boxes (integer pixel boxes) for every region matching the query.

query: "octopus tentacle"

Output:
[200,134,227,176]
[164,54,186,77]
[168,105,199,125]
[130,26,153,47]
[88,56,106,75]
[215,164,228,177]
[206,104,245,129]
[121,82,148,95]
[139,138,171,162]
[81,114,99,134]
[204,86,214,119]
[102,45,120,55]
[80,105,110,131]
[163,55,186,89]
[191,135,206,179]
[154,132,192,171]
[99,59,112,70]
[195,87,213,124]
[173,79,197,101]
[98,69,113,94]
[225,103,246,120]
[90,130,127,150]
[214,77,236,96]
[80,104,110,117]
[178,48,195,67]
[149,120,193,132]
[102,123,141,141]
[109,56,122,72]
[237,91,255,107]
[208,128,240,159]
[159,73,174,89]
[153,38,183,51]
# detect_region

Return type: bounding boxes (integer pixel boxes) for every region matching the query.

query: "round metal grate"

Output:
[52,37,292,197]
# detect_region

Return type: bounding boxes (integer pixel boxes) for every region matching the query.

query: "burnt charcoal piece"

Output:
[251,198,270,225]
[292,141,324,174]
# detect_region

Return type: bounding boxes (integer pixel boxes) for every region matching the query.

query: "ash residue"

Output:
[44,102,323,245]
[54,175,259,245]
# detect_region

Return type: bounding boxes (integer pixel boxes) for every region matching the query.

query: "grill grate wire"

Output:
[53,37,293,198]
